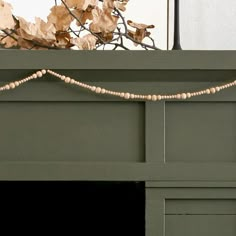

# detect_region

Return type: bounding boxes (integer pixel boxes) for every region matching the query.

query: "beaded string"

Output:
[0,69,235,101]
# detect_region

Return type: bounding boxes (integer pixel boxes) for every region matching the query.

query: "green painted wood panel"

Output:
[166,199,236,214]
[165,102,236,162]
[0,101,144,162]
[1,52,236,236]
[165,215,236,236]
[1,51,236,70]
[146,188,236,236]
[1,69,236,83]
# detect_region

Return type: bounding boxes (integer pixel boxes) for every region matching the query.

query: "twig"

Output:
[147,36,156,48]
[110,43,129,50]
[1,29,18,42]
[114,8,161,50]
[61,0,106,44]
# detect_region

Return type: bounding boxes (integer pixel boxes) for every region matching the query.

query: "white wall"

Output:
[169,0,236,50]
[5,0,236,50]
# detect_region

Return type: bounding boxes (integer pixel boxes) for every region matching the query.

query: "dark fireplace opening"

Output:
[0,181,145,235]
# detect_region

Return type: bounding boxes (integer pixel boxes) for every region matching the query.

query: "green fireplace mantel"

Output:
[0,51,236,181]
[0,50,236,70]
[1,51,236,236]
[1,51,236,84]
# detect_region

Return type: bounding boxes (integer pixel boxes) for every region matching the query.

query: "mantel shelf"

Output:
[0,50,236,70]
[1,49,236,236]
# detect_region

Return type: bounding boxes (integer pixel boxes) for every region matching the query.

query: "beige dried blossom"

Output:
[127,20,154,45]
[47,5,73,31]
[103,0,128,13]
[64,0,98,10]
[90,7,118,34]
[71,34,97,50]
[0,0,157,50]
[0,34,18,48]
[17,17,56,46]
[73,6,94,26]
[0,0,15,29]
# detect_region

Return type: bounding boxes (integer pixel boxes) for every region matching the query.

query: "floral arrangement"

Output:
[0,0,159,50]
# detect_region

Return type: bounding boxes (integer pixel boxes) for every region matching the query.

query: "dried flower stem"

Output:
[114,8,160,50]
[0,0,161,50]
[60,0,106,44]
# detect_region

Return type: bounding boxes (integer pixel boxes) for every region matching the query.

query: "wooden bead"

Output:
[152,95,157,101]
[15,81,19,86]
[130,94,135,99]
[216,86,220,92]
[124,93,130,99]
[106,90,112,95]
[36,71,43,77]
[9,83,15,89]
[210,88,216,94]
[181,93,187,99]
[41,69,46,74]
[96,87,102,93]
[65,77,71,83]
[90,86,96,91]
[176,94,181,99]
[101,89,106,94]
[157,95,162,100]
[61,76,66,80]
[120,93,125,97]
[186,93,191,98]
[32,73,37,79]
[70,79,75,84]
[147,95,152,100]
[5,85,10,90]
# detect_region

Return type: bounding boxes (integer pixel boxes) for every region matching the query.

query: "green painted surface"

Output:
[166,199,236,214]
[165,215,236,236]
[0,51,236,236]
[0,102,144,162]
[146,188,236,236]
[165,102,236,162]
[1,51,236,70]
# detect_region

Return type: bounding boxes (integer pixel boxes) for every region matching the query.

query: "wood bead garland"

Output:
[0,69,236,101]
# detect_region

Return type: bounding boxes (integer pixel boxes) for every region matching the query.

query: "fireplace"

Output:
[0,51,236,236]
[0,181,145,235]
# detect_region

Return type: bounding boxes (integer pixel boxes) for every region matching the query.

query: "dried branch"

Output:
[114,8,160,50]
[1,29,18,41]
[0,0,161,50]
[61,0,106,44]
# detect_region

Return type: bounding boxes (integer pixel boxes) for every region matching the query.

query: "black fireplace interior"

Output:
[0,181,145,235]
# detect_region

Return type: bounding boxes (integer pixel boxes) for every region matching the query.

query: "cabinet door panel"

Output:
[166,215,236,236]
[0,102,144,162]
